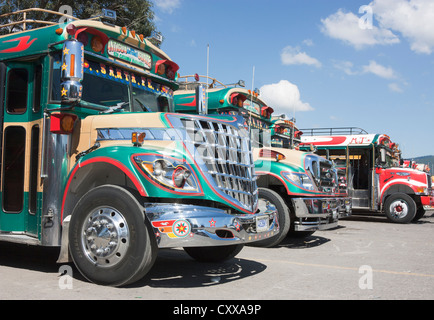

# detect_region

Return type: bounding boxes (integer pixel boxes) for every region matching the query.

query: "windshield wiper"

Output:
[101,102,129,114]
[134,98,151,112]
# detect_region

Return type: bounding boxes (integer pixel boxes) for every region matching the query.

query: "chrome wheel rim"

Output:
[389,200,409,219]
[81,207,130,267]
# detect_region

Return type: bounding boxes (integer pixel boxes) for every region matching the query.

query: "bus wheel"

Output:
[184,244,244,262]
[249,188,290,247]
[68,185,157,287]
[384,193,416,224]
[412,207,426,222]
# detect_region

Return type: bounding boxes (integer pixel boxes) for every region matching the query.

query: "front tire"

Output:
[249,188,291,247]
[384,193,416,224]
[68,185,157,286]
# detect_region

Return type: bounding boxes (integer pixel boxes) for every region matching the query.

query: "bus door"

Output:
[0,61,43,237]
[348,146,371,209]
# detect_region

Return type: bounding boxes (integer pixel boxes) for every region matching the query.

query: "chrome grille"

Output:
[305,155,337,193]
[180,117,258,212]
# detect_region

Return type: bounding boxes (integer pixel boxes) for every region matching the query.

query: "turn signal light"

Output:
[50,113,78,134]
[132,132,146,146]
[259,149,286,162]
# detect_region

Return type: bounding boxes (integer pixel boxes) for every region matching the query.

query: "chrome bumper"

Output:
[292,197,351,231]
[143,202,278,248]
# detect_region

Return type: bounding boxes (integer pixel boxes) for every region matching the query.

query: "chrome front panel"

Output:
[41,116,70,246]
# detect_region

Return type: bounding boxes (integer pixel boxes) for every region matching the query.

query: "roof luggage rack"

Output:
[0,8,77,34]
[178,75,246,90]
[299,127,368,136]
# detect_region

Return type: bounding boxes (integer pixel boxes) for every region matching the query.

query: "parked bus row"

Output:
[0,8,432,286]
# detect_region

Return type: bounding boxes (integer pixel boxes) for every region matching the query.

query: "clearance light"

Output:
[275,125,284,134]
[259,149,286,162]
[91,36,104,53]
[156,63,166,76]
[295,130,303,138]
[66,24,77,36]
[261,106,273,119]
[55,28,63,35]
[122,26,127,35]
[230,93,247,108]
[77,32,89,46]
[50,113,78,134]
[154,60,180,80]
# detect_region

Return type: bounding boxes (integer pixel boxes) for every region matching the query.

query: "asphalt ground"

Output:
[0,211,433,303]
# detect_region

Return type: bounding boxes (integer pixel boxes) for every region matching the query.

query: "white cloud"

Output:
[302,39,314,46]
[333,60,358,75]
[388,83,404,93]
[320,9,400,49]
[362,60,397,79]
[370,0,434,54]
[154,0,181,14]
[281,46,322,68]
[259,80,314,115]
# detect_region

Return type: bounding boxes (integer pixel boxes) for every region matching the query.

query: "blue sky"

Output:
[152,0,434,159]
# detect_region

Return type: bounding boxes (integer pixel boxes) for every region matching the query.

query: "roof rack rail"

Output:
[178,74,246,90]
[299,127,368,136]
[0,8,77,34]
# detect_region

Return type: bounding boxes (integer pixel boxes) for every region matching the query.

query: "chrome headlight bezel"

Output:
[282,171,318,191]
[133,154,201,194]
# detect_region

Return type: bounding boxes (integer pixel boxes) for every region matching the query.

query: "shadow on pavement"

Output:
[131,248,267,289]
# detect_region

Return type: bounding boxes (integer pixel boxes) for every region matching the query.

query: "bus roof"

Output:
[0,8,177,85]
[300,133,403,152]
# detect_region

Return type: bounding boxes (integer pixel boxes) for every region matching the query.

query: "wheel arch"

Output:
[381,183,415,207]
[256,172,290,195]
[61,157,147,223]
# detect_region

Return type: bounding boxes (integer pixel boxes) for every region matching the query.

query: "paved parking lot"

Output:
[0,211,433,301]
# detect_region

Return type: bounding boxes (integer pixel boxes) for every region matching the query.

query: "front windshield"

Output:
[51,53,174,112]
[376,147,395,168]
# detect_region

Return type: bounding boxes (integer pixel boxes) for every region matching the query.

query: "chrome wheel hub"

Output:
[81,207,130,267]
[389,200,409,219]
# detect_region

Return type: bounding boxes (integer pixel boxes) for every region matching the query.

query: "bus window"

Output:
[2,126,26,212]
[6,69,28,114]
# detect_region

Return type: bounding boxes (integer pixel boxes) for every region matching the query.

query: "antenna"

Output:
[206,44,210,112]
[249,66,255,139]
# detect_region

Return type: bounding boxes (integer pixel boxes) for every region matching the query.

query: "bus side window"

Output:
[6,68,28,114]
[3,126,26,212]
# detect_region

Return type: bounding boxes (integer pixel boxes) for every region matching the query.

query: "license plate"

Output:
[256,215,269,233]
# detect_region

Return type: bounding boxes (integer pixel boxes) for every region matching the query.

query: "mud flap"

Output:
[57,216,72,263]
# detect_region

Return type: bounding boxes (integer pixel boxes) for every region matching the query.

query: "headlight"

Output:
[282,172,316,191]
[133,155,200,193]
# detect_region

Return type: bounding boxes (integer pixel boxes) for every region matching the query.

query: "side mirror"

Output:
[195,84,207,115]
[380,148,387,164]
[60,39,84,104]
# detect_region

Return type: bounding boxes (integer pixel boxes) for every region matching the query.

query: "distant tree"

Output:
[0,0,158,40]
